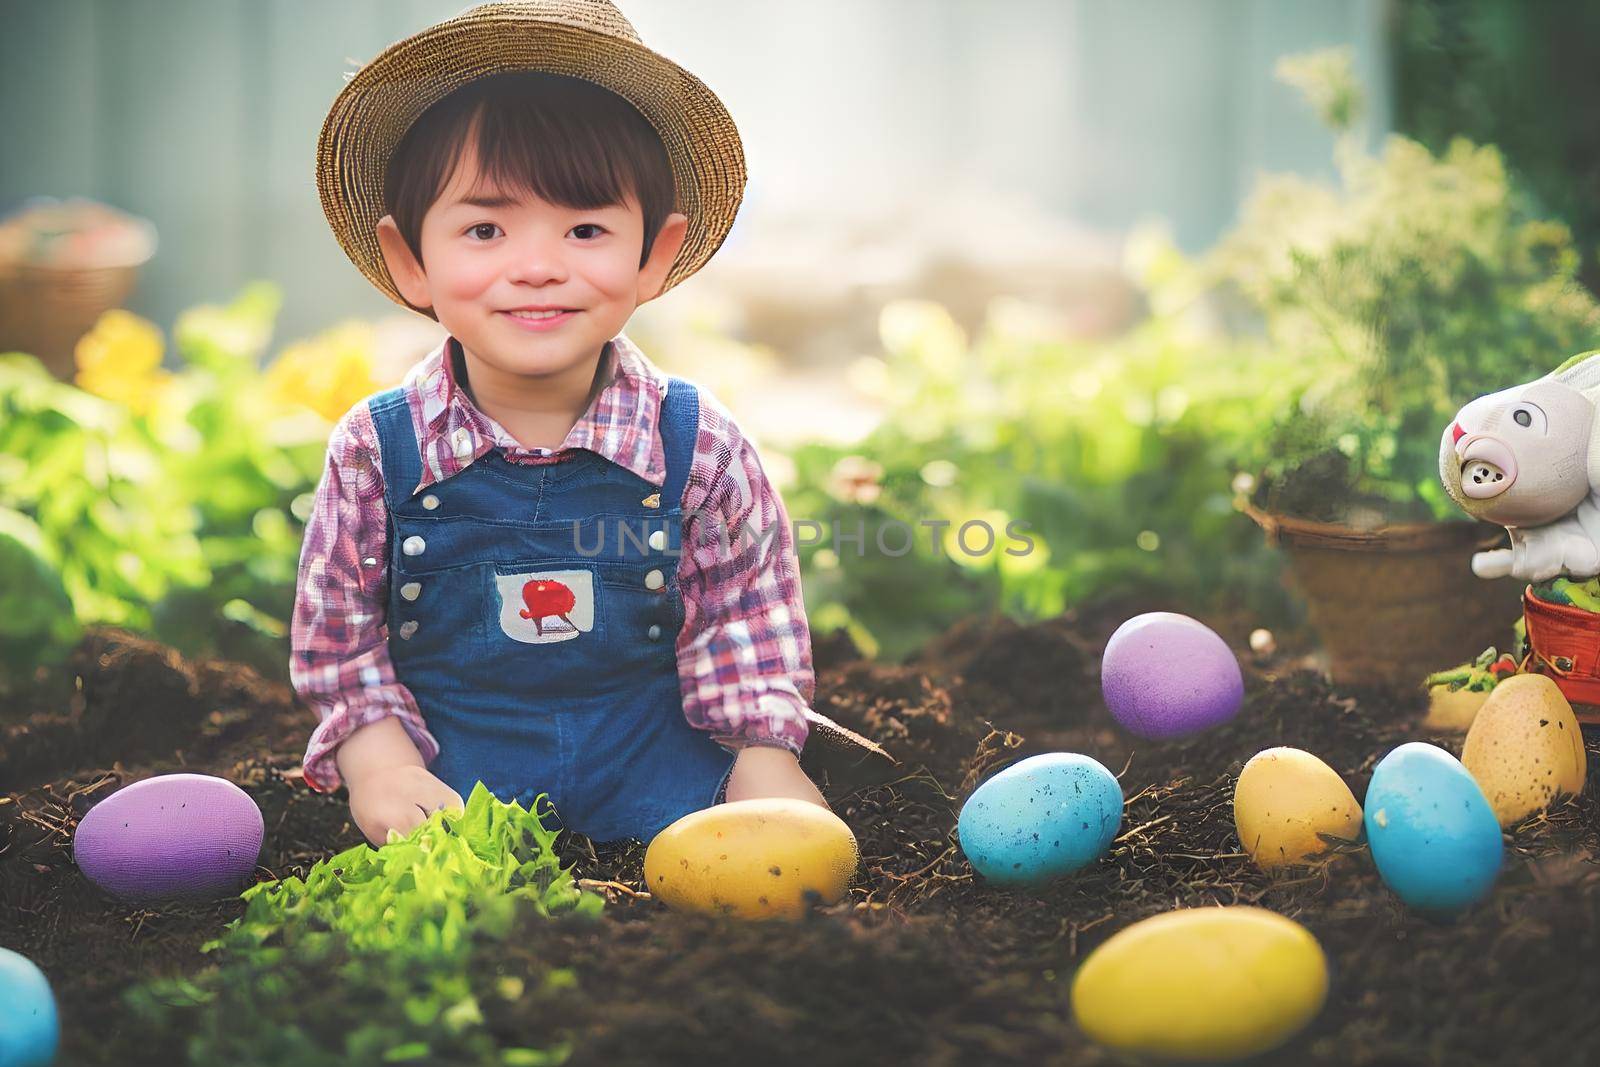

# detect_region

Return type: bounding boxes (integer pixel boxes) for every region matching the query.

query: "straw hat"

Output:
[316,0,747,309]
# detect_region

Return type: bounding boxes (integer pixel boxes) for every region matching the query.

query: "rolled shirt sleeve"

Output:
[291,403,439,792]
[675,391,813,757]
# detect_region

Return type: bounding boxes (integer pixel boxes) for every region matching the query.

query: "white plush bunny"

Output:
[1440,350,1600,582]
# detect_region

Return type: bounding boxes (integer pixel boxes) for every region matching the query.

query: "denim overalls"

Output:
[368,375,737,844]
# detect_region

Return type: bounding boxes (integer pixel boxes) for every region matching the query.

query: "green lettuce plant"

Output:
[128,783,600,1066]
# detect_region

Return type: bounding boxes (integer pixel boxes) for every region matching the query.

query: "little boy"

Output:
[297,0,837,847]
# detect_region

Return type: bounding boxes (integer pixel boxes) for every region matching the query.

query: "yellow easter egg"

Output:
[1071,906,1328,1061]
[1233,747,1362,870]
[1461,674,1587,827]
[1424,684,1490,732]
[642,799,858,920]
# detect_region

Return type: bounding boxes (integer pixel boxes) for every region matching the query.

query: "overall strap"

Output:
[659,376,700,508]
[367,386,422,510]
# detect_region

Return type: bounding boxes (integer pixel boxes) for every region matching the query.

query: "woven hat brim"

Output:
[316,10,746,310]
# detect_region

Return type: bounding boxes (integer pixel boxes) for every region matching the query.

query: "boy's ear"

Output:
[375,215,433,311]
[636,212,690,305]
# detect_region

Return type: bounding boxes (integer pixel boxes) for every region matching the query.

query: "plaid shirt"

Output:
[291,333,812,792]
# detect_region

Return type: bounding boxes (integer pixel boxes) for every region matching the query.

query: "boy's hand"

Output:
[346,764,464,846]
[723,745,828,810]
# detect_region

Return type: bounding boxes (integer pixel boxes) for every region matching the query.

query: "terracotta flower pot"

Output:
[1243,503,1523,688]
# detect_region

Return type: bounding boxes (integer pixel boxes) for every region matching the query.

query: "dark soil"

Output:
[3,608,1598,1066]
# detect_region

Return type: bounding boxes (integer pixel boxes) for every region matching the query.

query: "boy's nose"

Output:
[504,242,568,285]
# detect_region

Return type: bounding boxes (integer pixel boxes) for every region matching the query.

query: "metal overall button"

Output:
[644,568,665,591]
[402,535,426,556]
[400,582,422,601]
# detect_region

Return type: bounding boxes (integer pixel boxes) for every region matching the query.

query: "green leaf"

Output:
[0,506,79,671]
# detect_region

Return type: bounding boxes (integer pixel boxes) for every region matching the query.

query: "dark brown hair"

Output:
[384,71,677,271]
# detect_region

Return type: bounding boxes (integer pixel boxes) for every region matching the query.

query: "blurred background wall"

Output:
[0,0,1389,343]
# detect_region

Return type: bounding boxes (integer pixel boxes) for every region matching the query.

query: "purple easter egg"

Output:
[1101,613,1243,739]
[72,773,264,901]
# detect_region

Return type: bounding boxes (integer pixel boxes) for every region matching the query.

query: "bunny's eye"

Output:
[1508,403,1548,433]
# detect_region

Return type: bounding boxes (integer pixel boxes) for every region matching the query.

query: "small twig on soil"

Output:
[1114,813,1174,843]
[876,845,957,885]
[1067,912,1116,958]
[577,878,650,901]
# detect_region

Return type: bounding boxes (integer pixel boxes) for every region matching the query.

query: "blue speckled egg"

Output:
[0,947,58,1067]
[1364,742,1503,916]
[958,753,1123,885]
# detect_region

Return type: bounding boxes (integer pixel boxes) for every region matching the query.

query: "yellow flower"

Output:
[264,321,380,422]
[74,309,172,416]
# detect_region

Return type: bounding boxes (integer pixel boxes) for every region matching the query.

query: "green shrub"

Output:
[784,282,1296,660]
[1216,47,1600,524]
[0,284,336,681]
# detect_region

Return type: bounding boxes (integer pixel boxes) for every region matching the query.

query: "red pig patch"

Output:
[519,579,577,636]
[494,569,594,644]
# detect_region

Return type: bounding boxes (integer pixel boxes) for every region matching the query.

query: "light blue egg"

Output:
[1364,742,1503,916]
[0,947,58,1067]
[958,752,1123,885]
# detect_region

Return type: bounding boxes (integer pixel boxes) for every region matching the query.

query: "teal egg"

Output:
[958,753,1123,885]
[0,947,58,1067]
[1364,742,1503,916]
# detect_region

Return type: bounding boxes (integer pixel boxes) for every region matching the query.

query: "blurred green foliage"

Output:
[1214,47,1600,525]
[1395,0,1600,296]
[0,284,326,682]
[784,265,1297,661]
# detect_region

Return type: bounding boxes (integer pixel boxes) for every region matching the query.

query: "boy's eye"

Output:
[467,223,501,241]
[571,224,606,240]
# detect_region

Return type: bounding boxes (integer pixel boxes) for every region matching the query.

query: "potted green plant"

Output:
[1216,49,1600,686]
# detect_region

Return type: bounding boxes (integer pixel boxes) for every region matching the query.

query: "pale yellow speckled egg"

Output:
[1233,747,1363,871]
[1424,685,1490,732]
[643,799,859,920]
[1460,674,1587,827]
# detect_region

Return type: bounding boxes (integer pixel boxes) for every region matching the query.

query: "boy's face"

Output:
[375,137,687,386]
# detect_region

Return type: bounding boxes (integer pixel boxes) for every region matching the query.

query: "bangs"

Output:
[384,71,677,269]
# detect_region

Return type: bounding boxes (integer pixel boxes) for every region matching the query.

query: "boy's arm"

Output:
[292,405,442,794]
[674,394,812,758]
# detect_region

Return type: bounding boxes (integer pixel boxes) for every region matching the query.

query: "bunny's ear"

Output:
[1550,350,1600,391]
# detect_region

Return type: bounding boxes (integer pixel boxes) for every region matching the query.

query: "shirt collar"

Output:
[403,331,670,495]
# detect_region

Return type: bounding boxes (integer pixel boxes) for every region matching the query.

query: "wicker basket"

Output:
[1243,503,1523,687]
[0,202,156,382]
[0,260,146,381]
